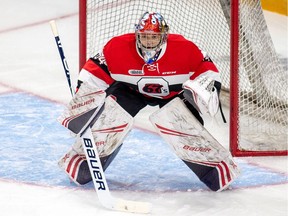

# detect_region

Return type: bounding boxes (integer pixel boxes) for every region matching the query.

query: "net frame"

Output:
[230,0,287,156]
[79,0,287,157]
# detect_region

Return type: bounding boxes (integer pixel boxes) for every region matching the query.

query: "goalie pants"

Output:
[107,82,204,123]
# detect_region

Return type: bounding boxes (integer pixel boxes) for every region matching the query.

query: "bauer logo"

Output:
[183,145,211,153]
[72,98,95,110]
[83,138,106,191]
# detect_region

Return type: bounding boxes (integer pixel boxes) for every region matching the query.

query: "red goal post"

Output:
[79,0,288,157]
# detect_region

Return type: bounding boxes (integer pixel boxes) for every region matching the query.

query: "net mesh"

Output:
[238,0,287,151]
[83,0,287,153]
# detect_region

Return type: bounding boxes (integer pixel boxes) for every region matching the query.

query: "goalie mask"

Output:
[135,12,169,64]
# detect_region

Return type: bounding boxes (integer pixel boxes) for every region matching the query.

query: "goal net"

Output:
[79,0,287,156]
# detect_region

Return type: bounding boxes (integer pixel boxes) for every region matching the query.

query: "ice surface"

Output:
[0,1,287,216]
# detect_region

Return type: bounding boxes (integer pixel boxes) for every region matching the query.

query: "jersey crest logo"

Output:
[137,77,169,97]
[142,83,164,94]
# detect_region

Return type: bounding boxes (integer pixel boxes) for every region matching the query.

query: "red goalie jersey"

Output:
[78,33,220,99]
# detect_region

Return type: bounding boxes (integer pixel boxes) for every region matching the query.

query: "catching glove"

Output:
[183,76,219,116]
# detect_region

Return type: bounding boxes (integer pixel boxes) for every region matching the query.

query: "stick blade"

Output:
[114,199,152,214]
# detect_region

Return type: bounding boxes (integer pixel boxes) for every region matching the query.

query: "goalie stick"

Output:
[49,20,74,97]
[49,20,151,214]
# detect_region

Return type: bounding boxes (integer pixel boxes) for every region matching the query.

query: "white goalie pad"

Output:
[183,76,219,116]
[58,81,106,134]
[90,95,134,157]
[64,95,133,157]
[58,95,134,184]
[149,97,240,191]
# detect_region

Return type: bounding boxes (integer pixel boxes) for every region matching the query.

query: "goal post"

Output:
[228,0,287,156]
[79,0,87,71]
[229,0,240,156]
[78,0,288,157]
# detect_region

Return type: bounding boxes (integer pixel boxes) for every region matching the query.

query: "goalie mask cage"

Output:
[79,0,287,157]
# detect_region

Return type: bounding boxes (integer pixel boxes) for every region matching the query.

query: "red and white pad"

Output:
[149,97,240,191]
[58,95,134,185]
[58,81,107,134]
[90,95,134,157]
[58,138,86,185]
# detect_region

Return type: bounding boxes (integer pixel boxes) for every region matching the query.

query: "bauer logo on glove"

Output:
[183,76,219,116]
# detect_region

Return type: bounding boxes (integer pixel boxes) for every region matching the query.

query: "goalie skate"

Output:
[58,139,90,185]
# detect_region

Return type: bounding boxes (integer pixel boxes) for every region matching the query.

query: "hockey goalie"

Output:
[58,12,240,192]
